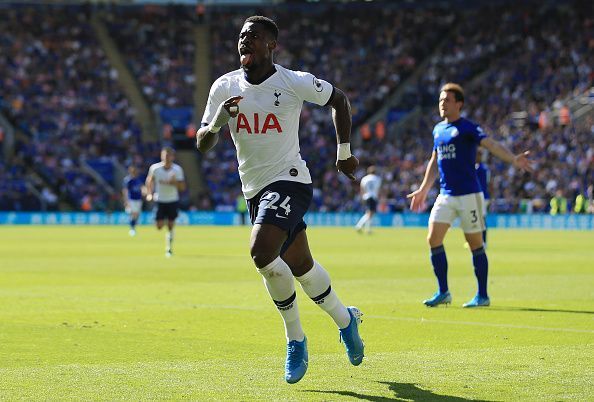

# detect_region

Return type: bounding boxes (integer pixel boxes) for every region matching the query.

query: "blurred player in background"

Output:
[145,147,186,257]
[355,165,382,234]
[196,16,364,384]
[122,165,143,236]
[407,83,533,308]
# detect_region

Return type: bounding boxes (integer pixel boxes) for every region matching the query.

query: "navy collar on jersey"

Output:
[244,66,277,85]
[445,117,463,126]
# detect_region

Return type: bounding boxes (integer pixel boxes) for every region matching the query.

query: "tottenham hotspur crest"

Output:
[313,77,323,92]
[274,91,281,106]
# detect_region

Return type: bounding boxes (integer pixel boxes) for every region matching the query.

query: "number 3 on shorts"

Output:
[470,209,478,223]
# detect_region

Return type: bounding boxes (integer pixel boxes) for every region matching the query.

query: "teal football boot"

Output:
[285,337,308,384]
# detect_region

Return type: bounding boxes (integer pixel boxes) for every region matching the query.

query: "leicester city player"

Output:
[122,165,143,236]
[196,16,364,384]
[407,83,533,308]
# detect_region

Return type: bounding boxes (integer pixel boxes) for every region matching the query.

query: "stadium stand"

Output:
[0,1,591,213]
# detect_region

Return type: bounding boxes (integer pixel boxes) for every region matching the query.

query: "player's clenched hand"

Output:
[513,151,534,173]
[407,187,428,212]
[210,96,243,132]
[336,155,358,181]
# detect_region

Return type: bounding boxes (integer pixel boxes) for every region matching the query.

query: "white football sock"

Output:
[166,229,174,251]
[355,214,368,229]
[258,257,304,342]
[364,217,372,233]
[296,260,351,329]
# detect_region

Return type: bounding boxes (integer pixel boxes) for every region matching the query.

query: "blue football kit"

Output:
[432,117,487,196]
[124,176,143,201]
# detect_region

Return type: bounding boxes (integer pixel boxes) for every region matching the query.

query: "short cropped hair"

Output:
[162,146,175,154]
[440,82,464,103]
[244,15,279,39]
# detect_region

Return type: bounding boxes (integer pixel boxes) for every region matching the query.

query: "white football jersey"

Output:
[360,174,381,200]
[147,162,185,202]
[202,64,333,199]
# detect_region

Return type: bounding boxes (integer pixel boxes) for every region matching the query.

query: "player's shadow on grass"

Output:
[488,306,594,315]
[304,382,493,401]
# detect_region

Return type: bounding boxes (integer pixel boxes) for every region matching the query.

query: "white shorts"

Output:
[126,200,143,214]
[429,192,486,233]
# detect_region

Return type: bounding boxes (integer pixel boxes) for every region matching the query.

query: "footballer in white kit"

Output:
[355,165,382,233]
[196,16,364,384]
[145,147,186,257]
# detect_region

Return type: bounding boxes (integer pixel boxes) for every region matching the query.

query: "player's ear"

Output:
[267,40,277,51]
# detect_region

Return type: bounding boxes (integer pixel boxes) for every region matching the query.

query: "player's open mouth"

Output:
[240,51,253,66]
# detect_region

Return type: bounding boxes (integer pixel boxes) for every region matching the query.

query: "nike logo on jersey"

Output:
[275,214,288,219]
[236,113,283,134]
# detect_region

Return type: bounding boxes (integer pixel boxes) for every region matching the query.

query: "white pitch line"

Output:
[368,314,594,334]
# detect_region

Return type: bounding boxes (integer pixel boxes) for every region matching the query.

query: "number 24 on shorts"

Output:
[263,192,292,216]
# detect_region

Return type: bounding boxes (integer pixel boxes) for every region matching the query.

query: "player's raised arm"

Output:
[327,87,358,180]
[479,137,534,173]
[196,96,243,153]
[407,150,438,212]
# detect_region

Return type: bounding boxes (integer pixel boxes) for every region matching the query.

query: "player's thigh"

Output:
[459,193,486,234]
[248,181,312,267]
[427,221,450,247]
[250,223,288,267]
[128,200,142,215]
[428,195,455,246]
[367,198,377,214]
[281,229,314,277]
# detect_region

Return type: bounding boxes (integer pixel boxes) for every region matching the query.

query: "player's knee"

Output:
[250,247,278,269]
[427,235,441,248]
[287,255,314,277]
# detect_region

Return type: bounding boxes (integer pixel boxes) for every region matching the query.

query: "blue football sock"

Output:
[430,245,448,293]
[130,219,136,229]
[472,246,489,298]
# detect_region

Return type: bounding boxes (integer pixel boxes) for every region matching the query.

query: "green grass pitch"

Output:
[1,225,592,400]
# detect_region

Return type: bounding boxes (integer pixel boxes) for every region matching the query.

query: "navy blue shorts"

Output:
[155,201,179,221]
[247,181,313,255]
[366,197,378,213]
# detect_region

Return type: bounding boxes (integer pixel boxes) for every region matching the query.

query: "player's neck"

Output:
[444,115,461,123]
[243,63,276,85]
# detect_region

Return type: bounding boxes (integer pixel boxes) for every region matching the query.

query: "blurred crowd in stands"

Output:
[0,5,160,211]
[0,1,592,214]
[106,5,196,109]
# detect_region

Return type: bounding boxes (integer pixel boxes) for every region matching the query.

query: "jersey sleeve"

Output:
[201,78,228,126]
[147,164,156,179]
[432,127,438,151]
[175,166,185,181]
[471,124,488,144]
[291,70,333,106]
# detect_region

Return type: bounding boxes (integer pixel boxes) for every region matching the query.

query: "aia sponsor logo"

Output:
[236,113,282,134]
